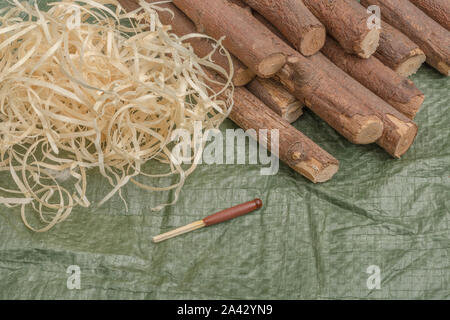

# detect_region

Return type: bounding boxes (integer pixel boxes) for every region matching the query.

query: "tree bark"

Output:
[275,54,384,145]
[253,11,288,41]
[118,0,255,86]
[171,0,384,145]
[229,86,339,183]
[241,0,325,56]
[322,37,424,119]
[205,68,339,183]
[247,78,303,123]
[171,0,287,78]
[308,53,418,158]
[361,0,450,76]
[409,0,450,31]
[252,12,416,156]
[374,22,426,77]
[303,0,380,58]
[121,0,339,182]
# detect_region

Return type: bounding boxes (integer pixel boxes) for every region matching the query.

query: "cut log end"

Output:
[410,94,426,114]
[300,26,326,56]
[283,101,304,123]
[257,53,287,77]
[353,115,384,144]
[395,49,426,77]
[296,158,339,183]
[233,68,256,86]
[394,124,417,158]
[356,28,380,59]
[436,61,450,77]
[385,114,418,158]
[315,163,340,183]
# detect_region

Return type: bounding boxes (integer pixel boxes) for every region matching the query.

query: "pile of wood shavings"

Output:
[0,0,234,231]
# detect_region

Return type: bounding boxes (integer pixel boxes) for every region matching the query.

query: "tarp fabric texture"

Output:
[0,0,449,299]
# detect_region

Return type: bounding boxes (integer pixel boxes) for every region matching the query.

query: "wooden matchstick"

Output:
[153,199,263,243]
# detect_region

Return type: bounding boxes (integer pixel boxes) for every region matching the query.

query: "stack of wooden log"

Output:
[119,0,449,183]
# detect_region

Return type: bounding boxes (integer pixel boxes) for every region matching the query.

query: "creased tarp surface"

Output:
[0,0,449,300]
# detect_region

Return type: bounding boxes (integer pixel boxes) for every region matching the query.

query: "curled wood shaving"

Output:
[0,0,234,231]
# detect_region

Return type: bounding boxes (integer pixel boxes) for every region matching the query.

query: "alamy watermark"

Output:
[366,265,381,290]
[66,265,81,290]
[367,5,381,30]
[171,121,280,176]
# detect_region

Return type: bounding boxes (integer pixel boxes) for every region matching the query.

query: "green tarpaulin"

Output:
[0,0,449,300]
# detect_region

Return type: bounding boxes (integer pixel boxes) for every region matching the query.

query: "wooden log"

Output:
[252,12,417,155]
[253,11,288,41]
[229,86,339,183]
[308,53,418,158]
[121,1,338,182]
[374,22,426,77]
[173,0,384,145]
[409,0,450,31]
[303,0,380,58]
[171,0,287,78]
[241,0,326,56]
[204,69,339,183]
[247,78,303,123]
[275,54,384,145]
[321,37,425,119]
[117,0,255,86]
[256,11,385,143]
[361,0,450,76]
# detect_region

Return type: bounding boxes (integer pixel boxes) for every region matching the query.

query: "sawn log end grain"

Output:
[354,116,386,145]
[356,27,381,59]
[233,68,257,86]
[300,25,326,57]
[395,48,427,77]
[385,114,418,158]
[257,53,288,78]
